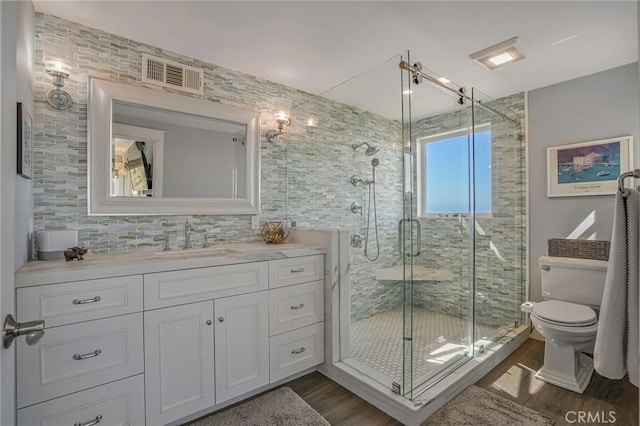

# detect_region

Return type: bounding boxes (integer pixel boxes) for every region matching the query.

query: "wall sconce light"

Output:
[305,117,317,136]
[40,34,73,110]
[265,99,291,143]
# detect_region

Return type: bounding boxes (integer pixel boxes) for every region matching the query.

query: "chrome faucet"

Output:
[183,219,193,250]
[154,234,171,251]
[202,234,216,248]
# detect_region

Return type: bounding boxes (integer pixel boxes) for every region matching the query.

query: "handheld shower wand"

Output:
[365,158,380,261]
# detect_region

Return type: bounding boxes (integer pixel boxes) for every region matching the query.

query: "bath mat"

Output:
[423,385,554,425]
[187,387,330,426]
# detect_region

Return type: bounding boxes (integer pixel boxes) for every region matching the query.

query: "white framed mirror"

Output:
[88,78,261,215]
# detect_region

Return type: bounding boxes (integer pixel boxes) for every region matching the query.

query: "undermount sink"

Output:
[153,242,309,258]
[154,247,232,257]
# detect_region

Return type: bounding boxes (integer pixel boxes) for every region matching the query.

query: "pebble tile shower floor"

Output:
[350,307,505,381]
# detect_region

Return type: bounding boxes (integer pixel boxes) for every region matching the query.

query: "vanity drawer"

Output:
[17,313,144,408]
[17,375,145,426]
[269,255,324,288]
[17,275,143,328]
[269,280,323,335]
[270,322,324,382]
[144,262,268,309]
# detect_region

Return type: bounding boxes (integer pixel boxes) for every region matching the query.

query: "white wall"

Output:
[528,62,640,302]
[114,114,239,198]
[15,0,34,268]
[162,126,236,198]
[1,1,33,422]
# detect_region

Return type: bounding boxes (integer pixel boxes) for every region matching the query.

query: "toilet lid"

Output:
[532,300,597,325]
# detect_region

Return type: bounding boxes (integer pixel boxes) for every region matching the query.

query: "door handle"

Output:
[411,217,422,257]
[397,218,422,257]
[3,314,45,348]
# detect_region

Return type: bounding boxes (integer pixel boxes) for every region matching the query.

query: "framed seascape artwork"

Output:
[547,136,634,197]
[17,102,33,179]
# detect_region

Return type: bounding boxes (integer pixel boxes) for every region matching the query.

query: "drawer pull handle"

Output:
[73,349,102,360]
[73,296,101,305]
[291,347,306,354]
[290,303,305,310]
[290,268,305,273]
[74,414,103,426]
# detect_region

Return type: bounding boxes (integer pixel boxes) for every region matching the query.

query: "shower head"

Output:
[371,158,380,167]
[366,146,380,156]
[351,142,379,156]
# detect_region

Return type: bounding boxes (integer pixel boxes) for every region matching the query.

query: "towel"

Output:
[594,188,639,387]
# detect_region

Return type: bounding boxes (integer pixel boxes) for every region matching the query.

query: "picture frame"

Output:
[547,136,633,197]
[17,102,33,180]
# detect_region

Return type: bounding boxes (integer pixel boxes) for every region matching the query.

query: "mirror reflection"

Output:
[110,101,247,199]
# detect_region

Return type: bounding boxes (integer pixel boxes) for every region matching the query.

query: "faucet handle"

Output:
[154,234,171,251]
[202,234,215,248]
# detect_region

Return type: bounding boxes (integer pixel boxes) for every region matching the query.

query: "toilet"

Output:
[523,256,608,393]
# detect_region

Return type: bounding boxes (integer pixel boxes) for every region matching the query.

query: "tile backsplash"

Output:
[33,13,525,329]
[33,13,399,254]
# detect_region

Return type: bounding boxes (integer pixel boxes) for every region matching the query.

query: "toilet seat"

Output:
[532,300,597,327]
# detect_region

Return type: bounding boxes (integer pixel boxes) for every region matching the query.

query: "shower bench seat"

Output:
[375,266,453,282]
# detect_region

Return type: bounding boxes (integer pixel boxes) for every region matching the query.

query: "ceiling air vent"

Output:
[142,53,204,95]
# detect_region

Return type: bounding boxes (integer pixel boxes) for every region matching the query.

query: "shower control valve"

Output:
[350,202,363,215]
[351,234,363,248]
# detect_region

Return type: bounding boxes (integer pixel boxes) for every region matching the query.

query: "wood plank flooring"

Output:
[286,339,639,425]
[475,339,639,426]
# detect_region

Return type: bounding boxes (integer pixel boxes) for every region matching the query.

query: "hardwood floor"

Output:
[475,339,639,426]
[286,339,639,425]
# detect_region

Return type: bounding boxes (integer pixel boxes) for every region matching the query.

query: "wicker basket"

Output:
[548,238,610,261]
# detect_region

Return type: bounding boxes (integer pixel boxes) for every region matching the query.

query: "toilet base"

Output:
[535,353,594,394]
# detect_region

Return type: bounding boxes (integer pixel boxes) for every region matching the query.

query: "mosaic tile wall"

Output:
[32,13,525,327]
[32,13,403,320]
[409,92,526,328]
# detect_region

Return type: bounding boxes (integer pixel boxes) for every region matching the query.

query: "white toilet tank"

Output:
[538,256,608,309]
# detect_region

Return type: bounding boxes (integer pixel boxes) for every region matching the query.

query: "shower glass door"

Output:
[401,53,475,398]
[469,87,526,351]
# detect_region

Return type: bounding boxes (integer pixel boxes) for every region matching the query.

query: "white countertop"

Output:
[15,243,325,287]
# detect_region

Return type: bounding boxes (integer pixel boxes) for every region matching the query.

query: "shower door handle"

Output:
[411,218,422,257]
[397,218,422,257]
[397,219,407,255]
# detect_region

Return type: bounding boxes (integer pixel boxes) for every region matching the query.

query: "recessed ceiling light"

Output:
[488,52,514,66]
[437,77,450,84]
[469,37,525,70]
[403,89,413,95]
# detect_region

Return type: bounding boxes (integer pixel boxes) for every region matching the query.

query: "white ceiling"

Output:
[33,1,638,120]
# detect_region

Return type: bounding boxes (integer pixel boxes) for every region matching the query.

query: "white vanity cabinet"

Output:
[15,252,324,426]
[214,292,269,404]
[15,275,146,425]
[144,301,215,426]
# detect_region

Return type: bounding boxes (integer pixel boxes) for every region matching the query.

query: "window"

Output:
[417,127,491,215]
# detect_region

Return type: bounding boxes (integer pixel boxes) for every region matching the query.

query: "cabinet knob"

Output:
[218,317,224,323]
[206,320,212,326]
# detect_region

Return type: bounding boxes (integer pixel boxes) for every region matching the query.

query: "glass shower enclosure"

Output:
[399,54,526,398]
[291,50,526,400]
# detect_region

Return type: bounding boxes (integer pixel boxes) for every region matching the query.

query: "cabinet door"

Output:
[214,291,269,404]
[145,301,214,426]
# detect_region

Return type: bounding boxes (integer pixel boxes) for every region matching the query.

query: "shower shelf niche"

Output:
[375,266,453,282]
